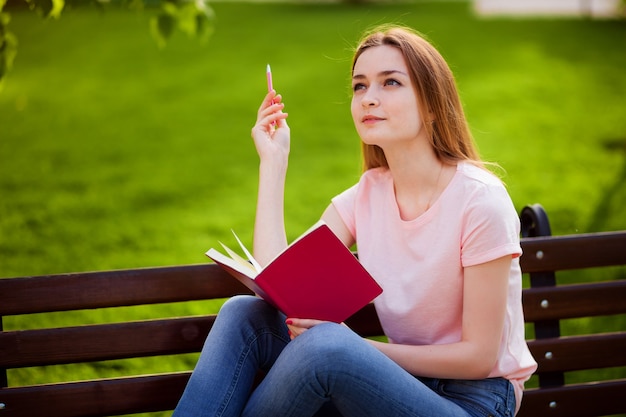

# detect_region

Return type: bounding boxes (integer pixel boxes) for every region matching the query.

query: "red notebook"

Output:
[206,221,382,323]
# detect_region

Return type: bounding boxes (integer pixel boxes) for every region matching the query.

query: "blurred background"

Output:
[1,1,625,411]
[1,0,625,277]
[0,0,626,277]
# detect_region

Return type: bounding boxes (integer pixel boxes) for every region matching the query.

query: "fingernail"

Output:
[285,319,293,325]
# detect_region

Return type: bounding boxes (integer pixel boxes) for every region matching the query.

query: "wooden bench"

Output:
[1,204,625,417]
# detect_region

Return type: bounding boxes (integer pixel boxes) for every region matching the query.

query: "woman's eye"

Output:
[353,83,366,92]
[384,78,401,87]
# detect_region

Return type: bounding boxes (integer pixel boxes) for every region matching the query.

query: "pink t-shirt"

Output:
[331,162,537,413]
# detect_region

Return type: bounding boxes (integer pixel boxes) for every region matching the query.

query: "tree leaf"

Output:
[157,12,175,39]
[195,5,215,43]
[0,17,18,85]
[25,0,64,18]
[149,11,176,49]
[33,0,54,17]
[50,0,65,18]
[176,0,214,40]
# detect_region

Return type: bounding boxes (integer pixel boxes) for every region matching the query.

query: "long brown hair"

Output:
[353,25,483,171]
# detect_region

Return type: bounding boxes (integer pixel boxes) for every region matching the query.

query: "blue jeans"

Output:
[173,295,515,417]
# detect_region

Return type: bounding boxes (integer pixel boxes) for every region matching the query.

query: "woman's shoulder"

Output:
[454,162,517,220]
[361,166,391,181]
[341,167,393,204]
[333,167,390,204]
[456,161,505,189]
[354,167,393,190]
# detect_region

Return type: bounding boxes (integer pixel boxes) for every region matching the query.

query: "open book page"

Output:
[206,245,258,278]
[204,230,262,279]
[231,229,263,272]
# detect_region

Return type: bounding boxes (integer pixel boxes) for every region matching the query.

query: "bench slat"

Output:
[0,305,385,369]
[0,264,251,316]
[346,303,383,337]
[518,379,626,417]
[520,231,626,273]
[0,373,189,417]
[522,280,626,321]
[527,332,626,373]
[0,317,214,368]
[4,375,625,417]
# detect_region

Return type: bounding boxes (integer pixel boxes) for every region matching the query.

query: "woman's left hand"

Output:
[285,318,329,340]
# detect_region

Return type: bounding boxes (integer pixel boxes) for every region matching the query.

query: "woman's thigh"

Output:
[244,323,473,417]
[428,378,516,417]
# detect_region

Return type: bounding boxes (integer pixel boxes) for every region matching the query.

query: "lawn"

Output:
[1,1,625,415]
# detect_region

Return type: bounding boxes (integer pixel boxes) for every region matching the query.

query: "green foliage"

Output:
[0,0,214,86]
[0,9,17,88]
[23,0,64,17]
[150,0,214,48]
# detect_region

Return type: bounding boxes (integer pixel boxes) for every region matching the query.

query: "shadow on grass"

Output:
[587,138,626,232]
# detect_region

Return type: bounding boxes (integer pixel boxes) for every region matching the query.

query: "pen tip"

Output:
[266,63,271,72]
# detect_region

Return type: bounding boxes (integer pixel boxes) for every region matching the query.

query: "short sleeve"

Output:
[331,183,359,239]
[461,183,522,267]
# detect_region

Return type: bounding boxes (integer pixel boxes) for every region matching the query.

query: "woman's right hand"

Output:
[251,90,290,165]
[251,90,290,265]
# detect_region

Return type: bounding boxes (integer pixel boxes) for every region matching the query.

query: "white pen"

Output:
[266,64,274,93]
[266,64,277,127]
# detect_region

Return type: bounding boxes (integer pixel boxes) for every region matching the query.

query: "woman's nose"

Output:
[361,91,379,107]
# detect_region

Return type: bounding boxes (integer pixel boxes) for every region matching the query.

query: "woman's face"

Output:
[351,45,426,149]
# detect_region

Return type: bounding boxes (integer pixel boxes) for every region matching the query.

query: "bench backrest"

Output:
[0,265,248,417]
[515,205,626,417]
[1,205,625,417]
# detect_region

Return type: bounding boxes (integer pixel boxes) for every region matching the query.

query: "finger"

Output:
[260,90,276,108]
[286,318,326,329]
[286,325,307,340]
[253,112,285,139]
[257,102,285,125]
[272,112,289,128]
[258,91,282,113]
[261,110,289,132]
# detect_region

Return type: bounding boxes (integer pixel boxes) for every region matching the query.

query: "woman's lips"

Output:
[362,115,385,124]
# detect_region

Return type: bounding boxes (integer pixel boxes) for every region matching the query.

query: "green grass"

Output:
[2,1,625,278]
[1,2,625,415]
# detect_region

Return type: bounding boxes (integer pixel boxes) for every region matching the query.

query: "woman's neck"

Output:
[385,144,452,221]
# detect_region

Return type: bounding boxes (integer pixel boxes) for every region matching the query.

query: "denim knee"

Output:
[215,295,289,342]
[219,294,265,317]
[289,323,362,370]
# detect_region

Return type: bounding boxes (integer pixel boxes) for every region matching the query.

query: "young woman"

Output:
[173,25,537,417]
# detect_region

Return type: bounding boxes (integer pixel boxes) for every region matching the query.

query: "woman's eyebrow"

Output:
[352,70,408,80]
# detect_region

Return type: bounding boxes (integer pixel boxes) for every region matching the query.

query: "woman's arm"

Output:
[321,203,355,248]
[251,90,290,266]
[368,255,511,380]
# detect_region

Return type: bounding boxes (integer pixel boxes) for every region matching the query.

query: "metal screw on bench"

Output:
[0,403,5,409]
[545,351,553,360]
[540,299,549,309]
[536,250,544,259]
[549,401,557,409]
